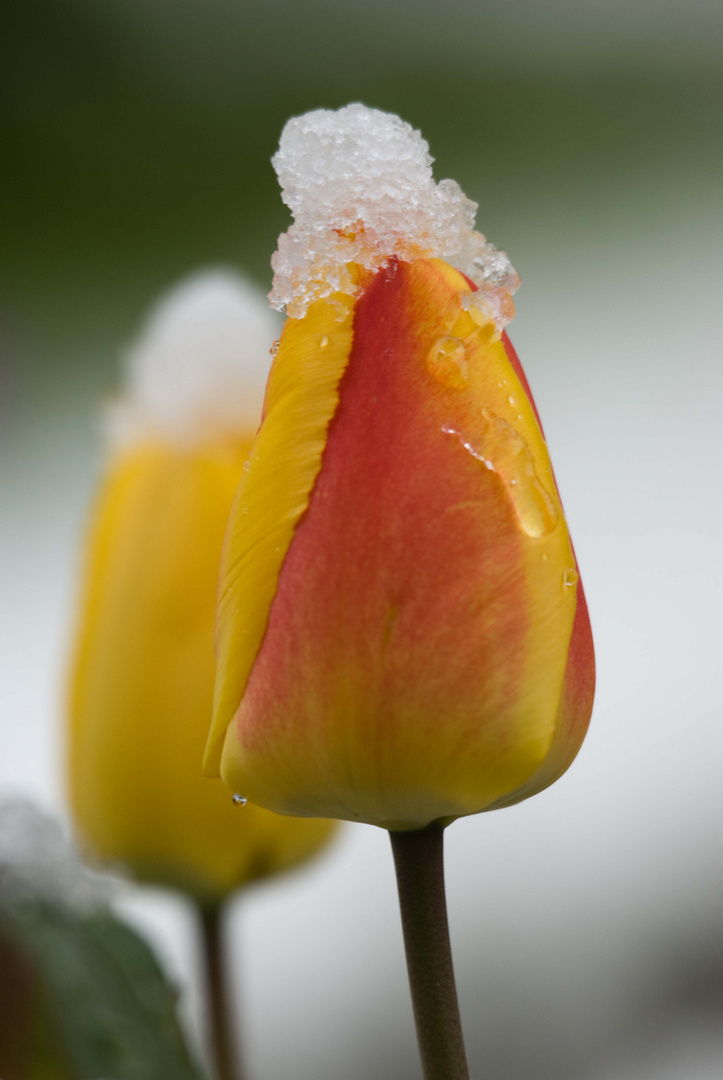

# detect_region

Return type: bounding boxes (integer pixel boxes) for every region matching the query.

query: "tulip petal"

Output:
[214,258,591,828]
[204,294,356,774]
[489,576,595,809]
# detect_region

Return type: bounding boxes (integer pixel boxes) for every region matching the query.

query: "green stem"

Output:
[389,824,470,1080]
[199,902,241,1080]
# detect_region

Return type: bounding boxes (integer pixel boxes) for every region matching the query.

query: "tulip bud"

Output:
[68,272,336,901]
[205,107,595,831]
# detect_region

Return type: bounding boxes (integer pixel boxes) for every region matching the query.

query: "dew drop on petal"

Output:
[319,335,330,348]
[442,426,494,470]
[443,411,558,538]
[232,794,247,806]
[563,568,579,587]
[427,336,469,389]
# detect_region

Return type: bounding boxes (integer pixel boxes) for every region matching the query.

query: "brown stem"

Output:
[199,903,241,1080]
[389,824,470,1080]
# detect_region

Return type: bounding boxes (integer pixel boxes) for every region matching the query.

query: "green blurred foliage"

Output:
[0,891,205,1079]
[1,0,721,373]
[0,924,76,1079]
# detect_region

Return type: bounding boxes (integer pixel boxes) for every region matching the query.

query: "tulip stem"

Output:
[390,823,470,1080]
[199,903,241,1080]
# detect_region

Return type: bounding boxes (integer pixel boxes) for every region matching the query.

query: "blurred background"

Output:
[1,0,722,1077]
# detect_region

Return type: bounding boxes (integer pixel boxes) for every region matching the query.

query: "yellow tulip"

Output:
[68,272,336,902]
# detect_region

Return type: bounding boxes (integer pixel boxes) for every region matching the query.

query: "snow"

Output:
[106,269,280,449]
[270,103,519,331]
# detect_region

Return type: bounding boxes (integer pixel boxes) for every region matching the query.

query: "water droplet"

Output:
[319,335,329,348]
[542,553,549,560]
[270,340,280,357]
[427,336,469,389]
[232,794,247,806]
[443,411,558,538]
[442,426,495,470]
[508,395,517,406]
[563,568,579,587]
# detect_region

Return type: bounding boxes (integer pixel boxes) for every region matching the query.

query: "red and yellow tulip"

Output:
[205,257,594,831]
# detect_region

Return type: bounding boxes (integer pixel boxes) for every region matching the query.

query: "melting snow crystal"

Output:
[106,270,280,449]
[270,103,519,330]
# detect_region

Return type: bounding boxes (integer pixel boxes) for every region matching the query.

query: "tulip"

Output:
[204,107,594,1080]
[68,271,337,1078]
[68,270,335,901]
[205,246,594,835]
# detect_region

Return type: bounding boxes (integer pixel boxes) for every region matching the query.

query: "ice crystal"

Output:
[270,104,519,331]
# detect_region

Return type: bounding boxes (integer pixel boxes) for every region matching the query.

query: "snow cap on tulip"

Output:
[207,107,594,831]
[270,103,519,329]
[106,269,280,450]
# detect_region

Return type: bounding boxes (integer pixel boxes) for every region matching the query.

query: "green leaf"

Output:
[0,921,77,1079]
[0,802,207,1080]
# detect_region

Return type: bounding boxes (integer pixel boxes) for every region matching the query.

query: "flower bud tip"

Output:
[270,103,519,328]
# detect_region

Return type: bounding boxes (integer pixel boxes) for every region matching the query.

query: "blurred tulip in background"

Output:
[68,270,336,903]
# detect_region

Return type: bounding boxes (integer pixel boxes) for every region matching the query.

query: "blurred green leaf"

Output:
[0,895,206,1079]
[0,921,76,1079]
[0,801,206,1080]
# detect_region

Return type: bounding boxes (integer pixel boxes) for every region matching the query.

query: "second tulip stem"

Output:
[390,823,470,1080]
[200,903,241,1080]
